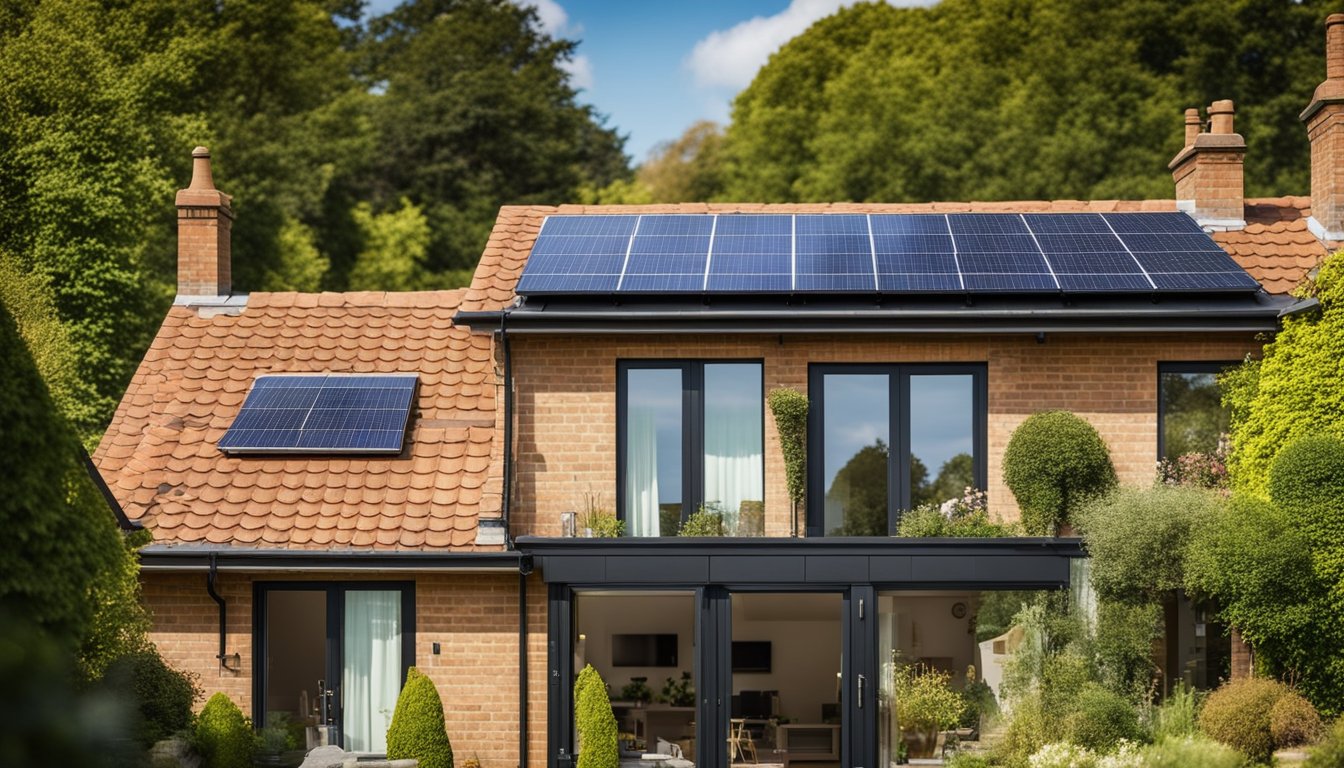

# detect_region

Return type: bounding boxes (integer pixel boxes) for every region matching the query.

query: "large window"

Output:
[1158,362,1236,461]
[619,361,765,536]
[808,365,986,536]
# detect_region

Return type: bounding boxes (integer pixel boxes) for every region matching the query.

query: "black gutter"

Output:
[516,534,1085,555]
[82,448,143,532]
[206,553,234,669]
[501,309,513,549]
[138,547,523,571]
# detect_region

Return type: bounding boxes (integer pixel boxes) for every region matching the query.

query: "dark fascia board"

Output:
[515,535,1086,558]
[455,295,1291,335]
[138,545,523,573]
[83,449,143,532]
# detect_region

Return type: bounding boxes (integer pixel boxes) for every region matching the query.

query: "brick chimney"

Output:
[175,147,233,299]
[1302,13,1344,240]
[1169,101,1246,229]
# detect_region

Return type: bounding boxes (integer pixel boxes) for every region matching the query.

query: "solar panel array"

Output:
[219,374,418,454]
[514,212,1261,295]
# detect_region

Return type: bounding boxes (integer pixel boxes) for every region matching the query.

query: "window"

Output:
[1158,362,1236,461]
[618,361,765,536]
[808,364,986,536]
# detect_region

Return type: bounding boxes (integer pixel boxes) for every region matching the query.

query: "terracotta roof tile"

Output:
[92,289,500,551]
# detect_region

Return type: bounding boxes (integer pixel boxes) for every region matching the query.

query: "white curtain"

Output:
[703,395,764,532]
[342,590,402,754]
[625,409,661,537]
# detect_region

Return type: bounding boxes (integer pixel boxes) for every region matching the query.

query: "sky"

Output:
[364,0,937,164]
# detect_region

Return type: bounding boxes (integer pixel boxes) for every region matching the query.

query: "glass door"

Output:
[257,583,414,756]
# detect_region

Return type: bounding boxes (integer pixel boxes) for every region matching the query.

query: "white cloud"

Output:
[562,54,595,90]
[685,0,935,92]
[510,0,592,89]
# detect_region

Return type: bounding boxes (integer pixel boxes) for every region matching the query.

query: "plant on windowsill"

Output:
[768,387,808,537]
[678,502,727,536]
[896,488,1023,538]
[657,671,695,708]
[580,491,624,537]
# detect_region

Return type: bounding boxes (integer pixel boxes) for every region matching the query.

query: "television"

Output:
[611,633,678,667]
[732,641,772,673]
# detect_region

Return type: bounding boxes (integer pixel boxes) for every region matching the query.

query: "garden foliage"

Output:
[105,648,201,749]
[1269,436,1344,603]
[573,664,618,768]
[767,388,808,512]
[194,693,255,768]
[1197,677,1314,764]
[1002,411,1116,535]
[386,667,453,768]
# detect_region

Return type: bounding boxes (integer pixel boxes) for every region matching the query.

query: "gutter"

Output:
[1279,296,1322,318]
[138,547,523,572]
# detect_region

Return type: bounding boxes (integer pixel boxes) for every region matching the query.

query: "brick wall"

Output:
[509,332,1261,536]
[142,571,547,767]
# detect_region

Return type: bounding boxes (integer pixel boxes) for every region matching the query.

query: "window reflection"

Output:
[909,375,975,510]
[1160,370,1229,460]
[626,368,684,536]
[822,374,890,536]
[703,364,764,536]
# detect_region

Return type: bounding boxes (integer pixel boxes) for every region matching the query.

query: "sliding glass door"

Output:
[256,583,415,755]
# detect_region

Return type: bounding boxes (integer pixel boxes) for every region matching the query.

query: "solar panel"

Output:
[706,214,793,292]
[512,212,1263,296]
[794,214,875,292]
[219,374,417,454]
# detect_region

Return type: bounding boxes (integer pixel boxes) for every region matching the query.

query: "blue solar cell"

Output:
[1022,213,1112,234]
[1115,233,1226,253]
[1102,212,1204,234]
[714,214,792,236]
[516,215,637,294]
[877,273,963,292]
[870,214,951,236]
[1044,251,1147,274]
[961,273,1060,292]
[1130,250,1247,274]
[872,234,955,253]
[619,273,706,292]
[794,214,874,290]
[1034,233,1127,253]
[955,234,1041,253]
[219,374,417,454]
[795,272,876,292]
[957,252,1054,275]
[1148,271,1263,291]
[947,213,1030,235]
[874,250,960,275]
[706,273,792,292]
[517,273,621,293]
[1055,273,1154,292]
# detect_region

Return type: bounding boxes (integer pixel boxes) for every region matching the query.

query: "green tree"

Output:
[825,439,889,535]
[348,199,432,292]
[365,0,629,275]
[634,120,727,203]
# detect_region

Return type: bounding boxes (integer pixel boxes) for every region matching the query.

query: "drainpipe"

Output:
[519,555,533,768]
[501,309,514,549]
[205,553,235,670]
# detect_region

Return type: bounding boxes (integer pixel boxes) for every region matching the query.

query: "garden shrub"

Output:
[574,664,618,768]
[1063,683,1144,752]
[1223,251,1344,497]
[1269,436,1344,595]
[1138,735,1246,768]
[1027,741,1101,768]
[767,387,808,513]
[1075,485,1222,604]
[1149,683,1201,742]
[945,753,993,768]
[897,488,1020,538]
[194,693,255,768]
[1305,716,1344,767]
[1198,677,1290,763]
[105,648,201,749]
[1003,411,1116,535]
[1091,600,1161,700]
[678,504,727,536]
[387,667,453,768]
[1269,689,1324,748]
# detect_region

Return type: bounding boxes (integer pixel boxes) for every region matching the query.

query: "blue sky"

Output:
[363,1,935,164]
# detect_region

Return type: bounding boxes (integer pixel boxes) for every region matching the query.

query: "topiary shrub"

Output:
[387,667,453,768]
[105,648,201,749]
[574,664,618,768]
[194,693,255,768]
[1269,689,1324,748]
[1199,677,1290,763]
[1062,682,1144,752]
[1002,411,1116,535]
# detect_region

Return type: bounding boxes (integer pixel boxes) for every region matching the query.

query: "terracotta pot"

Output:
[902,727,939,759]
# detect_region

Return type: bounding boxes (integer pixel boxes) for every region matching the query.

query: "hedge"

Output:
[387,667,453,768]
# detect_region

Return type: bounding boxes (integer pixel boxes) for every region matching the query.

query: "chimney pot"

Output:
[188,146,215,191]
[1209,100,1235,134]
[1184,108,1202,146]
[1327,13,1344,80]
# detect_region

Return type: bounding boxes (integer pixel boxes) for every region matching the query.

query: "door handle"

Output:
[857,674,865,708]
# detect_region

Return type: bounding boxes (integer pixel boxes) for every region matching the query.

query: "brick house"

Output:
[93,14,1344,768]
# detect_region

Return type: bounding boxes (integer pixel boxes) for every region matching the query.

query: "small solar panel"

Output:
[706,214,793,292]
[219,374,417,454]
[870,214,961,293]
[795,214,875,292]
[515,215,636,294]
[621,215,712,292]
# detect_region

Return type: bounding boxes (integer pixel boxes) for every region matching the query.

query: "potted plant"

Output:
[658,672,695,707]
[891,663,964,759]
[580,491,623,537]
[678,502,727,536]
[620,677,653,706]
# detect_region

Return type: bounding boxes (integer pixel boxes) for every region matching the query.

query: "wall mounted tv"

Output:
[611,634,678,667]
[732,641,772,673]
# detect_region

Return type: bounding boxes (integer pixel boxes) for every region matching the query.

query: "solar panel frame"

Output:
[218,373,418,454]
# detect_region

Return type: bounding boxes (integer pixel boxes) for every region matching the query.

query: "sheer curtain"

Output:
[625,409,661,537]
[703,364,764,533]
[342,591,402,754]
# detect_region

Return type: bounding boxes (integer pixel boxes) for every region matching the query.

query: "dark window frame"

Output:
[251,581,416,751]
[1156,361,1238,461]
[616,359,766,533]
[807,363,988,537]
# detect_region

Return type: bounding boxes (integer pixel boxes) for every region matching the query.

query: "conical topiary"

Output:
[194,693,254,768]
[386,667,453,768]
[574,664,619,768]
